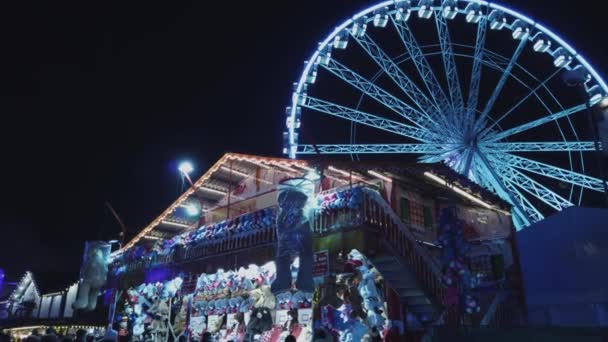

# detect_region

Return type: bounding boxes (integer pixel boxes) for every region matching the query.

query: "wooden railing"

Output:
[112,208,278,275]
[180,225,276,260]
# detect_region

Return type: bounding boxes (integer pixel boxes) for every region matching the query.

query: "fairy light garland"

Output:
[115,153,311,254]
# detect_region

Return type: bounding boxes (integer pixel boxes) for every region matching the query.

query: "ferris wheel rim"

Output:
[286,0,608,159]
[285,0,608,228]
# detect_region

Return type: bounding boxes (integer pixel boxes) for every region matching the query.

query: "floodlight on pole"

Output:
[178,161,194,175]
[178,161,195,187]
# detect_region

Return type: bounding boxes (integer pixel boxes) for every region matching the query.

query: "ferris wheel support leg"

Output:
[476,152,533,227]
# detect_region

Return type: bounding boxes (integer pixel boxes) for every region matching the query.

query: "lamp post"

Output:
[562,70,608,206]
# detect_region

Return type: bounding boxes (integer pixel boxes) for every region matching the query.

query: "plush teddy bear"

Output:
[239,296,255,313]
[292,291,307,309]
[244,307,273,342]
[227,297,242,314]
[276,292,293,310]
[72,241,111,311]
[347,249,385,332]
[216,298,229,315]
[162,277,183,299]
[206,300,216,316]
[250,285,276,309]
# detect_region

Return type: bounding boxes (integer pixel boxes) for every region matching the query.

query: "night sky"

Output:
[1,1,606,290]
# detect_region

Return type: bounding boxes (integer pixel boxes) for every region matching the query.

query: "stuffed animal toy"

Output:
[272,185,314,293]
[206,300,216,316]
[291,291,304,309]
[172,297,189,336]
[347,249,386,332]
[244,307,273,342]
[162,277,183,299]
[228,297,243,314]
[193,299,207,315]
[260,261,277,286]
[196,274,209,293]
[208,314,225,334]
[239,297,255,313]
[72,241,111,311]
[322,303,367,342]
[147,298,170,342]
[216,298,229,315]
[132,314,146,338]
[250,285,276,309]
[276,292,293,310]
[304,292,313,308]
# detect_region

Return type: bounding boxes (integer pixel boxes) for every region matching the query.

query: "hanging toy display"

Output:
[113,276,183,342]
[272,178,315,294]
[437,208,481,315]
[316,187,364,214]
[110,207,277,272]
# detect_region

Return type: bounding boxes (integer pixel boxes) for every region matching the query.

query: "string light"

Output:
[368,170,392,183]
[115,153,313,252]
[424,172,511,215]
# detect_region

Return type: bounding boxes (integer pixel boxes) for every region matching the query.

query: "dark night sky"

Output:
[0,1,606,290]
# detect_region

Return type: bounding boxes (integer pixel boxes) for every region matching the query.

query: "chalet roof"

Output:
[116,153,512,255]
[118,153,312,252]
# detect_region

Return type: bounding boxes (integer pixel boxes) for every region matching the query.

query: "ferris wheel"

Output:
[283,0,608,229]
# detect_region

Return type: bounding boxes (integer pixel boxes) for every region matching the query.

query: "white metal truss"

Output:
[492,152,606,192]
[302,96,434,142]
[351,32,441,128]
[295,143,449,154]
[486,141,597,152]
[391,17,451,117]
[322,58,438,132]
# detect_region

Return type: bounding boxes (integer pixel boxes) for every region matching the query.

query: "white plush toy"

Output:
[348,249,386,332]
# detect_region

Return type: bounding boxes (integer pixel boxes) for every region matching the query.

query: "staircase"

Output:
[372,255,437,324]
[313,186,456,326]
[359,188,448,326]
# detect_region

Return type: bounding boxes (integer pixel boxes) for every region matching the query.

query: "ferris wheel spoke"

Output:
[295,143,447,155]
[474,38,528,133]
[486,104,587,142]
[390,17,451,117]
[351,33,442,128]
[489,158,574,210]
[322,59,434,130]
[302,96,435,142]
[435,11,465,124]
[500,178,545,223]
[486,141,597,152]
[466,15,487,127]
[474,154,534,226]
[491,152,607,192]
[481,68,562,138]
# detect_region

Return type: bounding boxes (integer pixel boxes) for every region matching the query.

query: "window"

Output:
[400,197,410,223]
[423,205,433,229]
[469,254,505,282]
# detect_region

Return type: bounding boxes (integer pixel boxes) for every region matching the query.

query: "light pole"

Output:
[563,69,608,206]
[178,161,195,190]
